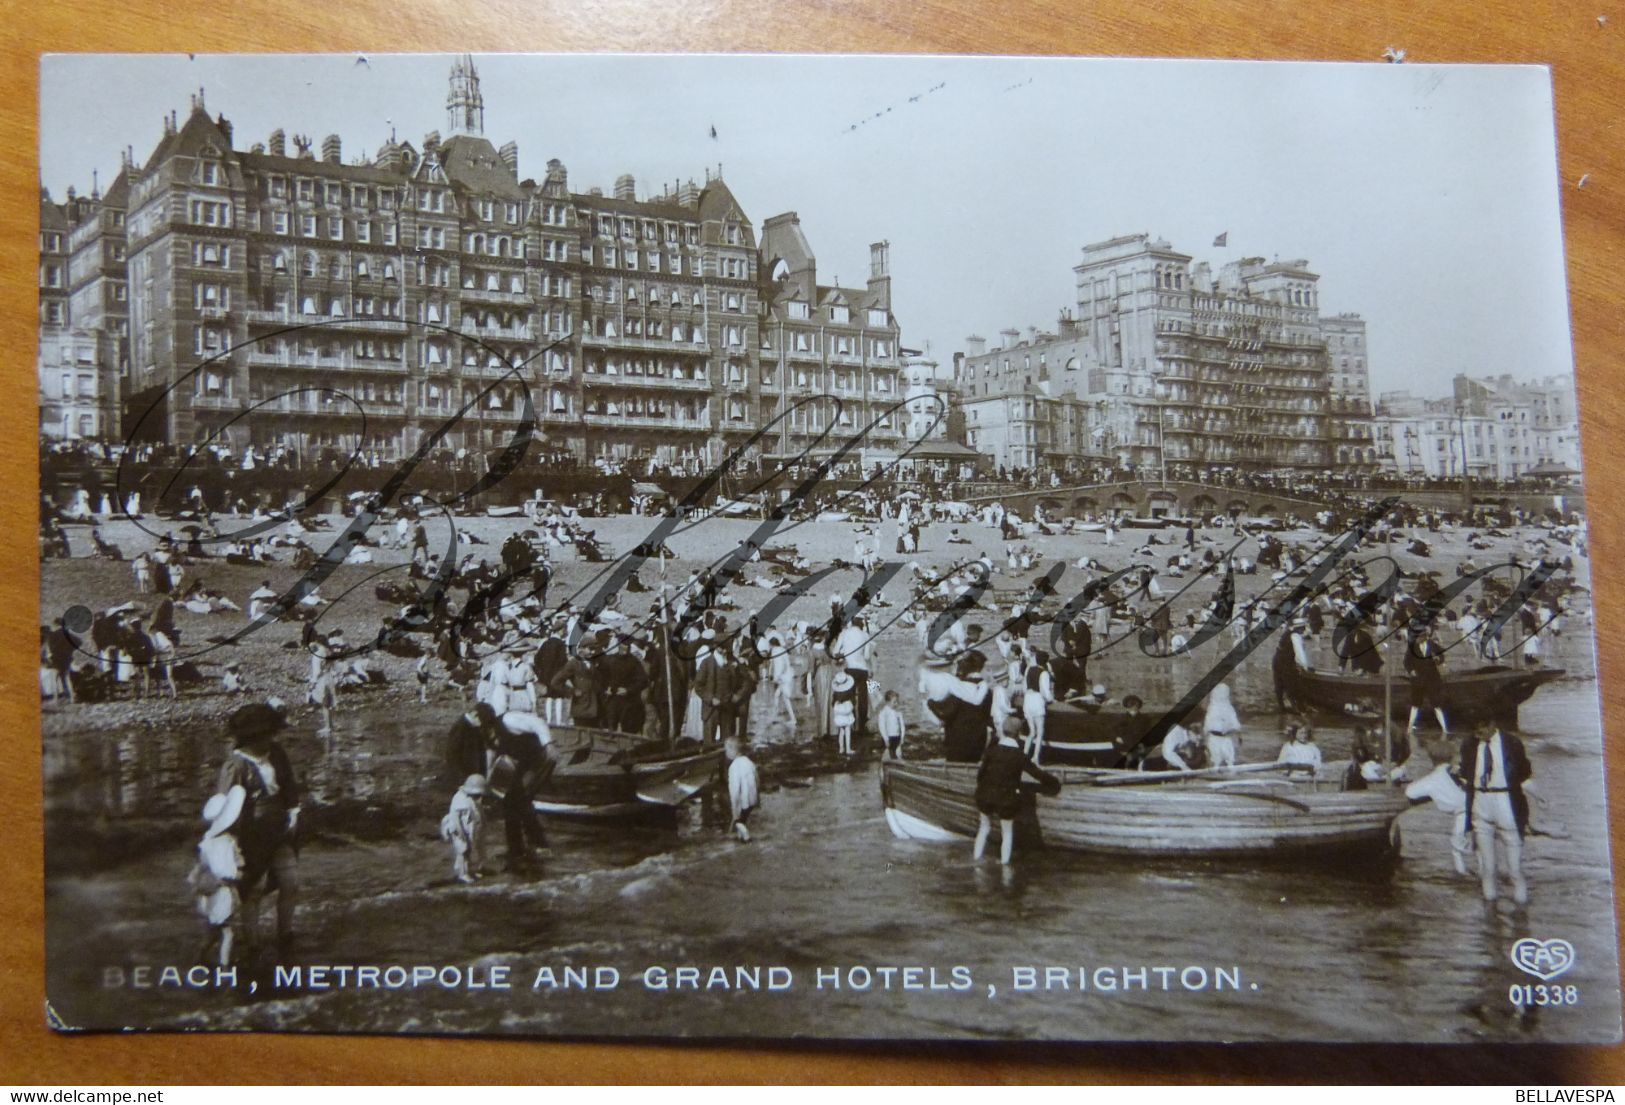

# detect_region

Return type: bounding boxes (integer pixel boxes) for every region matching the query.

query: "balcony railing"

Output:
[460,321,536,342]
[581,332,710,354]
[581,413,710,431]
[244,309,409,332]
[582,373,711,391]
[459,286,530,304]
[245,349,407,373]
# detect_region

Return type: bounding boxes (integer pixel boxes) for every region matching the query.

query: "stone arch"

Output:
[1146,490,1179,517]
[1072,495,1098,515]
[1190,493,1218,519]
[1110,492,1137,514]
[1227,499,1251,517]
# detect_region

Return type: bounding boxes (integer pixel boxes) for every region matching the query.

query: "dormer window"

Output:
[787,301,810,320]
[830,305,850,324]
[199,161,220,185]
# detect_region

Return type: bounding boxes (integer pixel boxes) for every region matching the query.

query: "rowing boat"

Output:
[881,760,1411,857]
[1279,657,1564,727]
[1039,702,1169,768]
[531,726,723,818]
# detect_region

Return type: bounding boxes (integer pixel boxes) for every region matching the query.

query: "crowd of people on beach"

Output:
[40,461,1591,966]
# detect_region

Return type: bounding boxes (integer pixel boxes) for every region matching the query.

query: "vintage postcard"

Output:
[37,53,1620,1042]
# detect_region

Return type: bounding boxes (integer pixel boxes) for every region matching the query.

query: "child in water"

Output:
[876,689,906,760]
[189,785,246,968]
[440,774,487,883]
[973,716,1060,866]
[725,737,760,842]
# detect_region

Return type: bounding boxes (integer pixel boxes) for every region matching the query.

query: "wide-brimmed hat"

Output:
[462,773,488,796]
[832,672,855,692]
[202,784,246,838]
[228,702,286,745]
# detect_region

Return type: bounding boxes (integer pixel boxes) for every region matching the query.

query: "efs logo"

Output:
[1511,937,1577,981]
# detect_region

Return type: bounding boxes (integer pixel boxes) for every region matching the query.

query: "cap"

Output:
[462,774,488,796]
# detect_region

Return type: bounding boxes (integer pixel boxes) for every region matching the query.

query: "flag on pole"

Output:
[1213,231,1228,247]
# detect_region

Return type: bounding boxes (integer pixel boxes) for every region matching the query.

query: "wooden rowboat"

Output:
[881,760,1411,858]
[1280,658,1564,727]
[1039,702,1171,768]
[531,726,723,818]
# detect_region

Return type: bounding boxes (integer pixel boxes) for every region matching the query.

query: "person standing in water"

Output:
[973,716,1059,867]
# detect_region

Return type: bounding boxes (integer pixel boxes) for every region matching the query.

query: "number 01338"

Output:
[1510,983,1581,1007]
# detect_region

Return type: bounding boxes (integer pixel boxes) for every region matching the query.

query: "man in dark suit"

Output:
[1458,721,1533,904]
[599,638,648,734]
[533,617,570,725]
[692,640,735,745]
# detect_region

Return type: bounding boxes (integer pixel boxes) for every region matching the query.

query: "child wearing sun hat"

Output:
[440,774,488,884]
[831,671,857,755]
[189,784,246,967]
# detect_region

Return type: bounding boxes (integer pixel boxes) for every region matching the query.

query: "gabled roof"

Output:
[239,151,407,184]
[39,191,70,230]
[100,166,130,207]
[437,134,526,200]
[819,284,886,313]
[142,104,229,173]
[573,191,696,220]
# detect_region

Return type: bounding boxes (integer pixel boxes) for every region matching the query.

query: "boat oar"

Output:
[1087,761,1296,787]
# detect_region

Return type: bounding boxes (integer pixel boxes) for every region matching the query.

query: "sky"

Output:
[40,53,1576,399]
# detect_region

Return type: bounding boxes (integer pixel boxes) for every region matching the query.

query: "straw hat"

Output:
[832,672,855,693]
[201,785,246,838]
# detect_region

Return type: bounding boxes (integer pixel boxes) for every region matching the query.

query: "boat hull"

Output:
[532,727,723,819]
[1282,661,1564,727]
[881,761,1409,858]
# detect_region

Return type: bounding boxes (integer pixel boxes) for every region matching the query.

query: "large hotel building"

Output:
[956,233,1377,476]
[38,57,906,467]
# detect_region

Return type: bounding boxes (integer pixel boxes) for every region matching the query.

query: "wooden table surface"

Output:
[4,0,1622,1084]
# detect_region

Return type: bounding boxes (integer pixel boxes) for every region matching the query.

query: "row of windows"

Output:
[783,303,889,328]
[775,331,895,358]
[593,214,700,245]
[588,244,700,275]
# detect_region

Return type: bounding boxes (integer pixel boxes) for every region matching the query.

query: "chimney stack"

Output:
[321,134,341,164]
[268,129,285,157]
[498,140,519,178]
[866,240,892,310]
[216,114,233,147]
[1000,328,1021,350]
[544,158,568,193]
[422,130,440,157]
[613,173,636,201]
[676,178,699,207]
[965,335,987,358]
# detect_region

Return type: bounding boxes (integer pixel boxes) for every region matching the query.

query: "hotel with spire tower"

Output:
[44,57,906,467]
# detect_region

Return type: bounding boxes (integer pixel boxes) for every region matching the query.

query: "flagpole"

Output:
[658,556,678,749]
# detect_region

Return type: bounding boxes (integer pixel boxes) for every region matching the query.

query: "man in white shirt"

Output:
[833,612,874,736]
[1405,762,1472,876]
[1459,722,1533,903]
